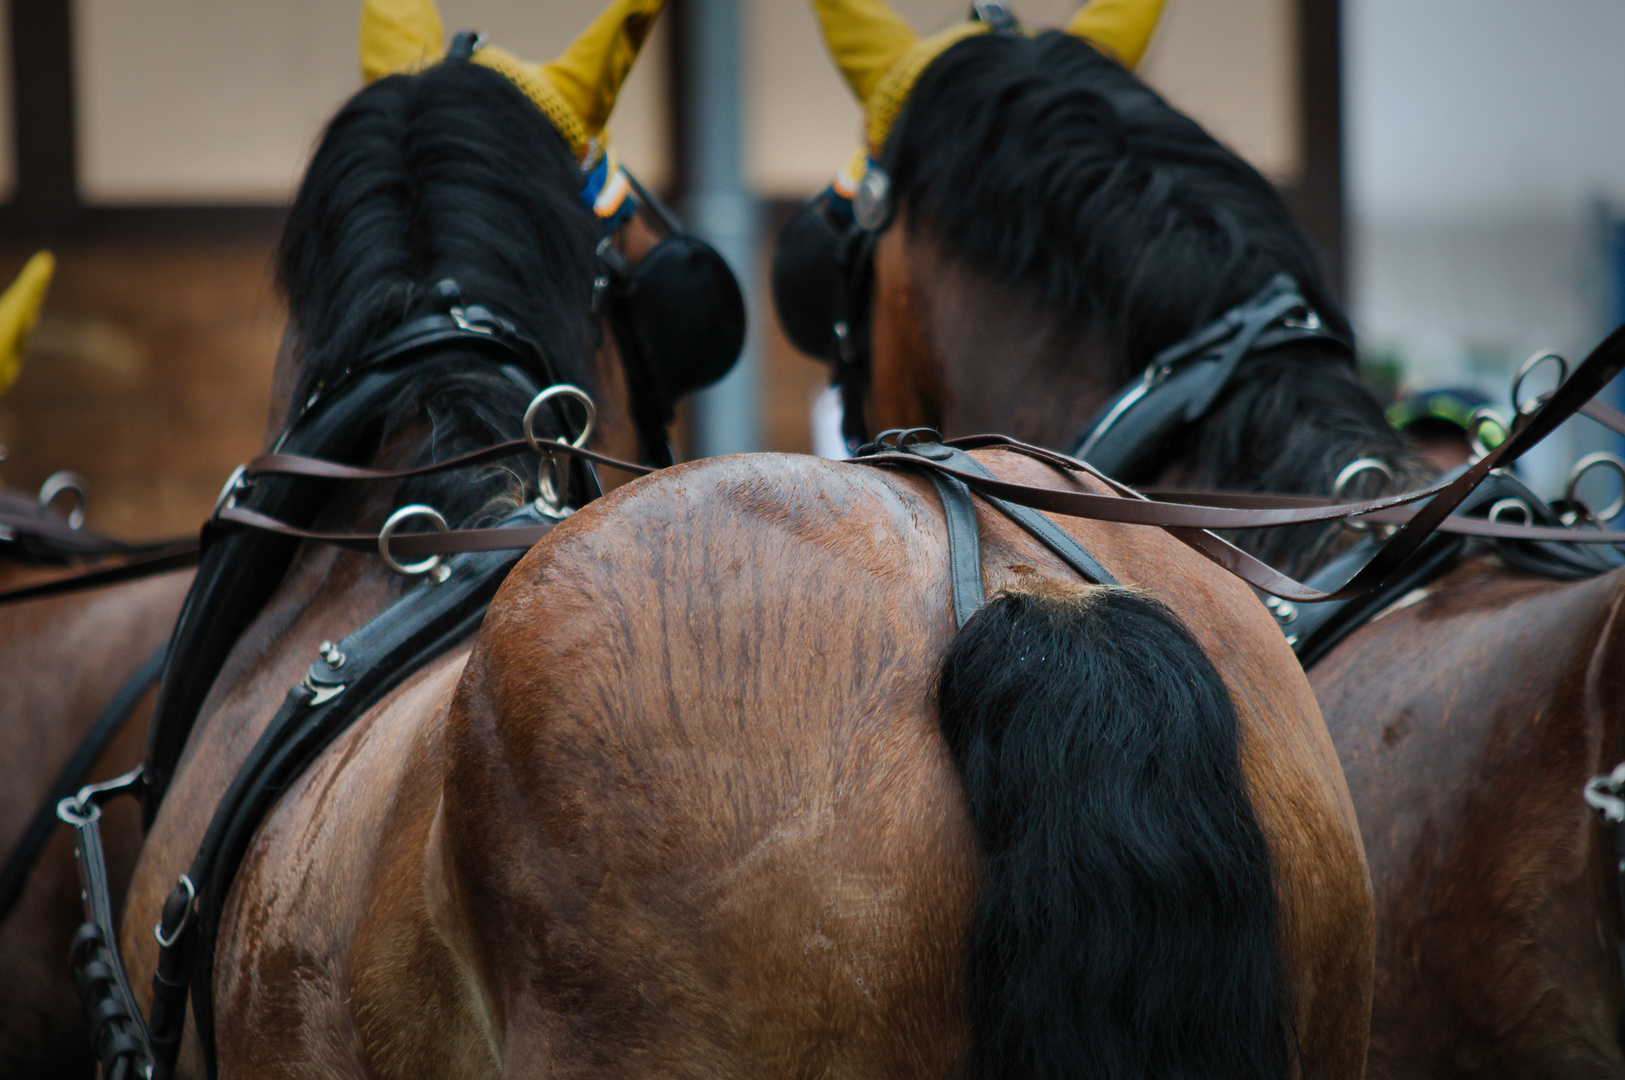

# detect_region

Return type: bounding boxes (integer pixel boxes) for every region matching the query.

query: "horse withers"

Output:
[783,1,1625,1074]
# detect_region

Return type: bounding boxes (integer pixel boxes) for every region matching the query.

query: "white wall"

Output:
[1347,0,1625,223]
[1345,0,1625,491]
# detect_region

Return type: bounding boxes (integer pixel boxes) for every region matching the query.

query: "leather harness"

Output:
[34,294,1625,1079]
[1067,275,1622,666]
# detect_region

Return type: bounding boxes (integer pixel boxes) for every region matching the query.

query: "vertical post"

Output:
[9,0,79,236]
[681,0,761,457]
[1296,0,1344,304]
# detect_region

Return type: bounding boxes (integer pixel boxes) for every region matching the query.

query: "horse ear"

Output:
[542,0,666,139]
[359,0,445,83]
[810,0,919,105]
[469,0,665,161]
[0,250,54,398]
[1066,0,1165,69]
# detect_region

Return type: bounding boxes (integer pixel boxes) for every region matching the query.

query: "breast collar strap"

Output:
[1070,273,1350,480]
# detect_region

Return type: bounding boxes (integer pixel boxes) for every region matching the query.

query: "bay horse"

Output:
[105,12,1369,1080]
[783,6,1625,1075]
[0,563,191,1079]
[0,250,194,1078]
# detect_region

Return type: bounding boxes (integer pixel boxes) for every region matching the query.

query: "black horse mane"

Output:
[885,30,1421,573]
[276,59,600,528]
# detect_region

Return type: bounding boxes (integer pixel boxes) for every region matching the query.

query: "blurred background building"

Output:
[0,0,1617,537]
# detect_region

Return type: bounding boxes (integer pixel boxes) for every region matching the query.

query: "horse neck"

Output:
[886,224,1416,577]
[872,225,1118,447]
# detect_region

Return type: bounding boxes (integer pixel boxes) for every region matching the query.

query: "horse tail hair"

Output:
[937,582,1290,1080]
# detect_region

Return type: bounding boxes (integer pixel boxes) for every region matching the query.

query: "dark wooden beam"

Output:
[8,0,79,237]
[1287,0,1346,304]
[663,0,693,207]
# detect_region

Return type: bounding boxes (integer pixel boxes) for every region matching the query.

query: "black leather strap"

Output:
[1071,274,1349,480]
[147,503,547,1080]
[923,468,985,627]
[0,545,201,606]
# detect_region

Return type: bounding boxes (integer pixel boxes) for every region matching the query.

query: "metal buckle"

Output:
[57,766,146,826]
[378,504,450,581]
[153,875,196,948]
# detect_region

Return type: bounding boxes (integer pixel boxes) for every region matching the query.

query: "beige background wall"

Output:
[68,0,1295,205]
[753,0,1300,195]
[73,0,671,204]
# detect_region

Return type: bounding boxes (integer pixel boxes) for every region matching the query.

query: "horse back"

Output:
[1317,557,1625,1077]
[447,450,1371,1077]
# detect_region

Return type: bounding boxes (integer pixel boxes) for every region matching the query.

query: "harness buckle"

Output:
[154,875,196,949]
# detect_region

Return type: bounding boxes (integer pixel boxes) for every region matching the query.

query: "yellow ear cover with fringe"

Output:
[359,0,445,83]
[540,0,665,141]
[810,0,919,105]
[0,251,54,398]
[1067,0,1165,69]
[359,0,664,163]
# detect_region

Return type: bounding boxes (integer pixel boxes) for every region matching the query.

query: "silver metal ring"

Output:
[1333,458,1397,534]
[1487,497,1532,526]
[1512,350,1567,418]
[523,385,597,453]
[1465,406,1510,461]
[377,504,448,577]
[55,795,99,827]
[854,164,892,231]
[1333,457,1397,501]
[1566,452,1625,522]
[37,470,87,529]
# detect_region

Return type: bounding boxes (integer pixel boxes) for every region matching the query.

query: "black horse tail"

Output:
[937,582,1289,1080]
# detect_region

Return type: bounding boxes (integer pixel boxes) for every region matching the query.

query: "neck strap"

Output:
[1071,273,1349,479]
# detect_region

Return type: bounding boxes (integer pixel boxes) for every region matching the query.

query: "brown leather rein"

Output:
[6,320,1625,608]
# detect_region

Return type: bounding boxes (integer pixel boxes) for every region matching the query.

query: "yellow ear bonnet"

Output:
[0,251,55,399]
[359,0,665,163]
[810,0,1165,155]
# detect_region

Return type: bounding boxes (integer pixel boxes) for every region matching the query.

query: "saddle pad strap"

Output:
[930,445,1120,590]
[923,469,985,628]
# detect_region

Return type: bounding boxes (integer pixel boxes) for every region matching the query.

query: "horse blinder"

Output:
[595,178,746,465]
